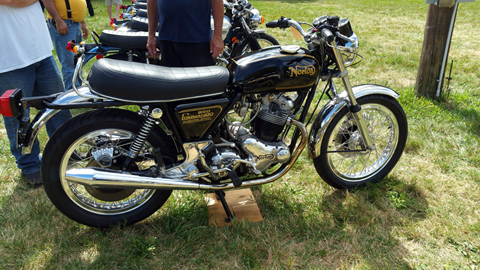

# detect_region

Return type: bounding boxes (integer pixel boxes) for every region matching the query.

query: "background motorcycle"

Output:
[70,0,278,67]
[1,15,407,228]
[221,0,279,61]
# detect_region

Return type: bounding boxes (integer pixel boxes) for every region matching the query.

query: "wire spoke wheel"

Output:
[313,95,407,189]
[326,103,399,180]
[61,129,156,215]
[42,109,175,227]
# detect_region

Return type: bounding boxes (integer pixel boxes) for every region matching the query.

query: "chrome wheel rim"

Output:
[326,104,399,181]
[60,129,156,215]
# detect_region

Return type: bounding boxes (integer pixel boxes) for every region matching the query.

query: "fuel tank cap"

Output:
[280,45,301,54]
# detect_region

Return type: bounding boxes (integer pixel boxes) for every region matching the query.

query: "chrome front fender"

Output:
[308,84,400,159]
[21,86,107,155]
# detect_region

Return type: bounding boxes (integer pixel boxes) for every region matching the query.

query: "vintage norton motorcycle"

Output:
[0,15,407,228]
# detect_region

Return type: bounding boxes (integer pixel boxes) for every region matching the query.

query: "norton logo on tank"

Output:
[289,65,316,77]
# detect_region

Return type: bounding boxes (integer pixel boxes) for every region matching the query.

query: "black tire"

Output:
[231,33,279,57]
[42,109,177,227]
[313,95,408,189]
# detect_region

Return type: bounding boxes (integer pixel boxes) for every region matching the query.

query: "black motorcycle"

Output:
[1,15,407,228]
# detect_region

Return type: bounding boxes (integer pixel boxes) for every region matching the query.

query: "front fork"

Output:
[329,41,375,150]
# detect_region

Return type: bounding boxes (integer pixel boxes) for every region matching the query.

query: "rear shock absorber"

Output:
[122,109,156,170]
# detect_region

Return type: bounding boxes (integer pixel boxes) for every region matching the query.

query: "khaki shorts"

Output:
[105,0,122,5]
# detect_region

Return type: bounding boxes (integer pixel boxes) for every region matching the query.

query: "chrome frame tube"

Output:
[21,86,110,154]
[72,54,101,100]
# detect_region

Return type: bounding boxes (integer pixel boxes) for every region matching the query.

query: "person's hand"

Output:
[55,19,68,35]
[210,34,223,58]
[80,21,89,38]
[146,36,159,58]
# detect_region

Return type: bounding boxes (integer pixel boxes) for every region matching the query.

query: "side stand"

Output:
[214,190,234,222]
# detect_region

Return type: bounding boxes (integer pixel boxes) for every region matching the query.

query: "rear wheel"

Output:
[313,95,408,189]
[42,109,176,227]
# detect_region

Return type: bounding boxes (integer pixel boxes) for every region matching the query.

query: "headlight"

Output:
[250,8,263,27]
[338,32,358,66]
[337,18,359,66]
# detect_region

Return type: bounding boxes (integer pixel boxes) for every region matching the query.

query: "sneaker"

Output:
[23,171,43,187]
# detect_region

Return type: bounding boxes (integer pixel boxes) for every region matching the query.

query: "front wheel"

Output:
[230,33,280,57]
[313,95,408,189]
[42,109,177,227]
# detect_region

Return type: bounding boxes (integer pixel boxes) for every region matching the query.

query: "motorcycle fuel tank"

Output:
[229,45,319,93]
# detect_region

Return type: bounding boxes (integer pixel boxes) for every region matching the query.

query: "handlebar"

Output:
[224,0,250,10]
[266,16,355,45]
[266,17,307,37]
[223,0,234,9]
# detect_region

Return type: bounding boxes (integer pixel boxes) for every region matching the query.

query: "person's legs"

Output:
[158,40,184,67]
[48,20,83,91]
[174,42,216,67]
[107,5,112,19]
[114,4,121,20]
[105,0,113,19]
[158,41,215,67]
[0,57,70,186]
[0,65,42,177]
[113,0,122,21]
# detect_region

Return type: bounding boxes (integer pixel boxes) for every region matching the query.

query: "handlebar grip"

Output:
[266,17,290,29]
[234,4,243,11]
[321,28,335,42]
[266,20,279,28]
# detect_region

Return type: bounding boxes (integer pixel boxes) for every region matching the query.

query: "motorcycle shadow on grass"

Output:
[1,173,426,268]
[0,181,205,268]
[255,174,428,268]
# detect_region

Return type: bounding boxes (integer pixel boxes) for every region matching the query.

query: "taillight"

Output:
[66,40,76,52]
[0,89,23,117]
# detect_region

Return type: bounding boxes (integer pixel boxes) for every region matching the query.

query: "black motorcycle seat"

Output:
[99,30,151,50]
[136,8,147,18]
[88,59,230,102]
[135,2,147,9]
[128,16,148,31]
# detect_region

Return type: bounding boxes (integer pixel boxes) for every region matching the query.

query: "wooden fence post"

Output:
[415,4,457,99]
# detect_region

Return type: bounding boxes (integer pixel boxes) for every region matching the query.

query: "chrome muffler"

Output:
[65,119,307,191]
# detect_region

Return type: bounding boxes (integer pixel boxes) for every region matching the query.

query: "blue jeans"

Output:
[0,56,72,175]
[48,19,83,91]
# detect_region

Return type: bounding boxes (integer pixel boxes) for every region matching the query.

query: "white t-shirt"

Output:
[0,2,54,73]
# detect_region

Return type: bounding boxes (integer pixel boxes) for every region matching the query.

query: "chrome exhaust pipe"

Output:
[65,119,307,191]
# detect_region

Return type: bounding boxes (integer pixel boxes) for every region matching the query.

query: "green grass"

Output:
[1,0,480,269]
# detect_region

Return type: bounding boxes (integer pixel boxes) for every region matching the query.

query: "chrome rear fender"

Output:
[308,84,400,159]
[21,86,108,155]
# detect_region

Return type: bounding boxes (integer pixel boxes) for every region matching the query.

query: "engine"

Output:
[219,92,297,173]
